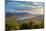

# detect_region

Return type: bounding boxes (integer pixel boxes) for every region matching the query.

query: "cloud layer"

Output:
[5,1,44,14]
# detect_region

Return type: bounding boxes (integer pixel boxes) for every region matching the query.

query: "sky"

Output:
[5,0,44,14]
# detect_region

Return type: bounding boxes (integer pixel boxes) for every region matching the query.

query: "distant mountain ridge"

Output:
[5,12,43,23]
[5,12,30,17]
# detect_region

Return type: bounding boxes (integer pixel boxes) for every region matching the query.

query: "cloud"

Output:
[33,3,38,5]
[15,10,32,13]
[32,8,44,15]
[6,1,44,13]
[6,9,16,13]
[7,1,44,8]
[8,3,12,4]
